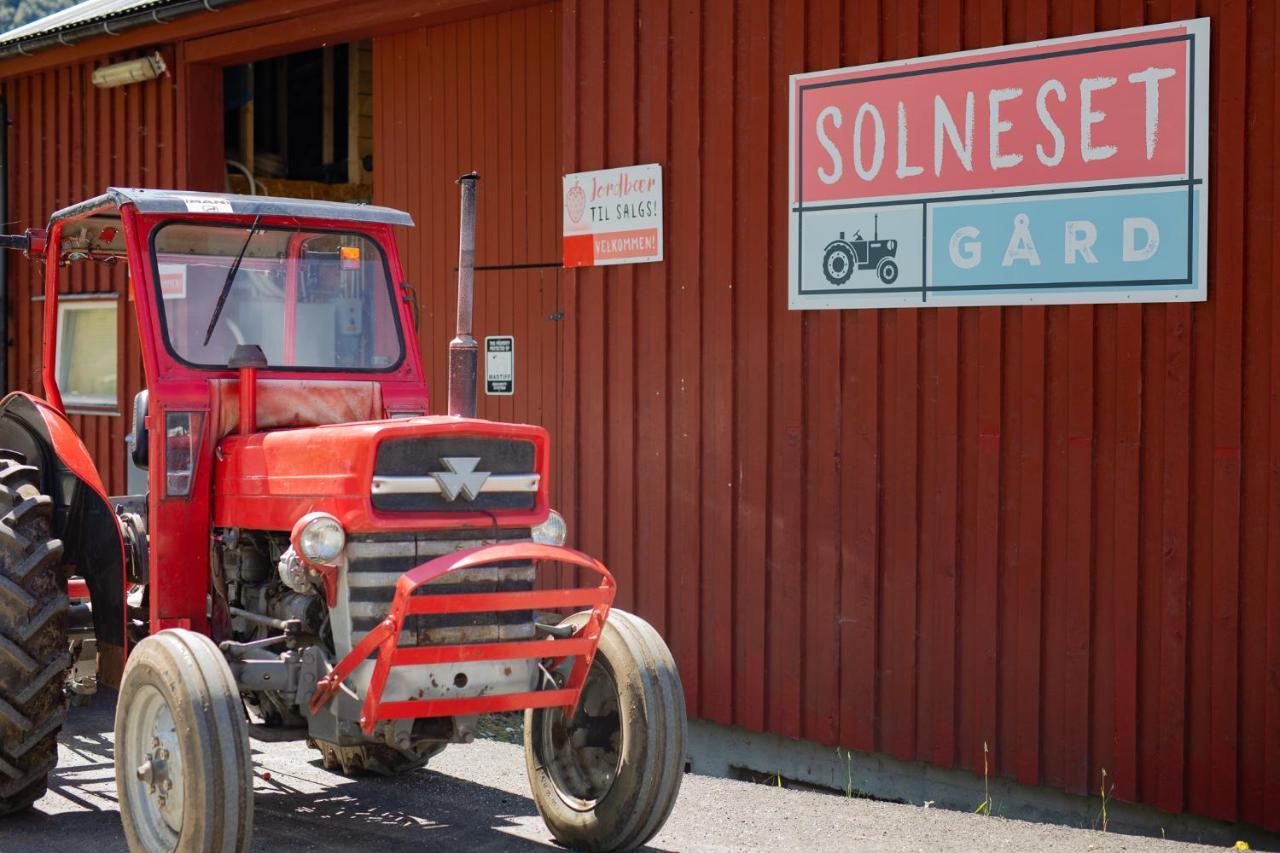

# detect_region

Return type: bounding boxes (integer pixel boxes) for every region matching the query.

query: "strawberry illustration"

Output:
[566,180,586,224]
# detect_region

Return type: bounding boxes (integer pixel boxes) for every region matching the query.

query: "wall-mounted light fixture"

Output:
[91,53,167,89]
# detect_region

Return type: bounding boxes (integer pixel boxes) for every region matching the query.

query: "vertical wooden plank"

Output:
[36,68,51,392]
[840,307,879,753]
[1013,306,1045,786]
[546,3,564,443]
[1157,301,1191,814]
[1090,304,1116,793]
[23,72,35,394]
[440,27,459,413]
[1062,304,1094,795]
[515,11,536,428]
[1112,301,1142,804]
[766,0,804,739]
[838,0,883,759]
[1237,0,1273,816]
[1264,3,1280,831]
[405,31,422,416]
[667,0,702,716]
[606,0,637,620]
[971,305,1001,775]
[635,0,671,638]
[9,77,26,392]
[508,11,529,430]
[1207,0,1247,822]
[732,0,767,734]
[930,308,959,769]
[559,1,579,592]
[801,0,841,748]
[699,0,734,726]
[573,0,606,591]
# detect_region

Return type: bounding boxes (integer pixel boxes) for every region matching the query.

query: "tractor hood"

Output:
[212,415,551,534]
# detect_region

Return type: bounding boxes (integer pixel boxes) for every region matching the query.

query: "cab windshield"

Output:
[150,221,404,371]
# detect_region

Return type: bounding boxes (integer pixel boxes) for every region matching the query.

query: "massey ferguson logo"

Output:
[432,457,491,502]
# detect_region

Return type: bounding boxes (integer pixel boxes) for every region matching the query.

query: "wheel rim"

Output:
[122,683,185,849]
[537,662,622,811]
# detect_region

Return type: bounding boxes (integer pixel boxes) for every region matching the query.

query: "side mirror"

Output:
[128,390,149,469]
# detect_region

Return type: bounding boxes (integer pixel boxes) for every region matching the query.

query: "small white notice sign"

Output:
[485,336,514,396]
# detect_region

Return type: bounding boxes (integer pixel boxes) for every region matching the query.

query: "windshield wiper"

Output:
[203,214,262,347]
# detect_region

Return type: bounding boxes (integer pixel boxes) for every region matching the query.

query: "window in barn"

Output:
[56,298,119,412]
[223,41,373,202]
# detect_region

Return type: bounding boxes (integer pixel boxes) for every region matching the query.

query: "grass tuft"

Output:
[974,741,993,816]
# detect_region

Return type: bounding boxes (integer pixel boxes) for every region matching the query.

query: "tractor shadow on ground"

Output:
[0,689,670,853]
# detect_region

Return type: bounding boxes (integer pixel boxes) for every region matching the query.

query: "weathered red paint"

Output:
[213,416,550,533]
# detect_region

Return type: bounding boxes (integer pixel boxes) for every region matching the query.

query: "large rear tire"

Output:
[0,454,69,816]
[525,609,685,852]
[115,629,253,853]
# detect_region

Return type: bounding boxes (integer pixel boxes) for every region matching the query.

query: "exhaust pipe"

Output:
[448,172,480,418]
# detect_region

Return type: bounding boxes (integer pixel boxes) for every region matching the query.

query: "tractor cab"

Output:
[0,187,685,852]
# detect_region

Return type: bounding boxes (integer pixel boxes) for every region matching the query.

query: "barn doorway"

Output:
[221,42,373,201]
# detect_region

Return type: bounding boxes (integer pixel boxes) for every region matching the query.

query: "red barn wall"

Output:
[557,0,1278,831]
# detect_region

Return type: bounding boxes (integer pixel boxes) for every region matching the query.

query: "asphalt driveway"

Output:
[0,690,1227,852]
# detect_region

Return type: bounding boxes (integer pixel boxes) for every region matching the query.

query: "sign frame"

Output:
[788,18,1210,310]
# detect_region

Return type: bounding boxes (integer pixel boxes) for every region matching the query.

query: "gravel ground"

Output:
[0,690,1228,852]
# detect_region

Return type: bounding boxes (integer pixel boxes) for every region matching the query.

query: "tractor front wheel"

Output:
[877,257,899,284]
[115,629,253,853]
[525,609,686,852]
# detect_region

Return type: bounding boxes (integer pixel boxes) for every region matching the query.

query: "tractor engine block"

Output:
[215,529,328,643]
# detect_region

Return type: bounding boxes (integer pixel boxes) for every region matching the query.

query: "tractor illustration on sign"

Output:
[822,214,899,285]
[0,179,685,852]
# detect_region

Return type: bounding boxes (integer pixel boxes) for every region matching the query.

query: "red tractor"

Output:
[0,179,685,852]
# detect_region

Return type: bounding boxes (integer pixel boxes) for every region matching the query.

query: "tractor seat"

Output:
[210,378,384,440]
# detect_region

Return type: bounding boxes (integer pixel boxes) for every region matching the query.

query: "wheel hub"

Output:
[539,663,622,810]
[124,685,186,840]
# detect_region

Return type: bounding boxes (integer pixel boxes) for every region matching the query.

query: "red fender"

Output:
[0,391,128,683]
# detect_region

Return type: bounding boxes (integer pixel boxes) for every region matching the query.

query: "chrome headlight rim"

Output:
[291,511,346,566]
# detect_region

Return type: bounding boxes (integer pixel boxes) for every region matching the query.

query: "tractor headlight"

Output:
[532,510,567,547]
[293,512,346,565]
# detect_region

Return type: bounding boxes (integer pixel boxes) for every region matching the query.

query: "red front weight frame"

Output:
[309,542,616,735]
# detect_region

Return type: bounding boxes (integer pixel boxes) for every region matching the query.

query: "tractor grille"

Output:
[344,529,535,647]
[371,437,538,512]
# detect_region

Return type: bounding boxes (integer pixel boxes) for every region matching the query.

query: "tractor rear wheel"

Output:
[822,242,855,285]
[115,629,253,853]
[0,454,69,817]
[525,609,685,852]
